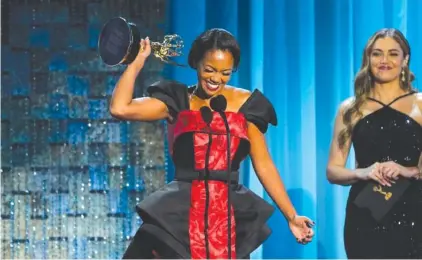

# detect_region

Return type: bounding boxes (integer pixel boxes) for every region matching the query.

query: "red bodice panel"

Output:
[169,110,249,259]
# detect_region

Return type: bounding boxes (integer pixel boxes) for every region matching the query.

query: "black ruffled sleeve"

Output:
[146,80,189,123]
[238,89,278,133]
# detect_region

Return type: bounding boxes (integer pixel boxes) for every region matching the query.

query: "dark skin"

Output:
[110,37,315,244]
[189,50,250,112]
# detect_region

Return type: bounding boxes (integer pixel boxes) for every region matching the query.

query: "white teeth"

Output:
[206,82,219,90]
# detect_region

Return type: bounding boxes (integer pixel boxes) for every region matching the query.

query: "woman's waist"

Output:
[355,156,420,169]
[189,180,233,211]
[174,168,239,184]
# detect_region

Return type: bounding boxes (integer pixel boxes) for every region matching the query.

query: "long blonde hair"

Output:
[338,28,416,148]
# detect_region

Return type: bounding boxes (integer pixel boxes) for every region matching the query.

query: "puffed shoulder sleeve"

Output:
[238,89,278,133]
[146,80,189,122]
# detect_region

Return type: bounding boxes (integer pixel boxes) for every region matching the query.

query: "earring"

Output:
[401,70,406,82]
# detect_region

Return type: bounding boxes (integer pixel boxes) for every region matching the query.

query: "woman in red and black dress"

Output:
[110,28,315,259]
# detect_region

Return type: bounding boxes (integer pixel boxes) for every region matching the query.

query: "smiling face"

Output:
[369,37,408,84]
[196,49,234,97]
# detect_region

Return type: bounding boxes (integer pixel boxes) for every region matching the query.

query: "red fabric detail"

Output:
[171,110,245,258]
[189,180,236,259]
[172,111,249,141]
[193,134,241,171]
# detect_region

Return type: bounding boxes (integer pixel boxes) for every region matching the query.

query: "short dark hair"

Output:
[188,28,240,70]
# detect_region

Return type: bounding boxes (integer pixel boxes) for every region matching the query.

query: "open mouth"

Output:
[204,81,220,91]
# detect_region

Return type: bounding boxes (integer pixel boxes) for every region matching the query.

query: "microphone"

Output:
[200,106,213,126]
[210,95,232,259]
[210,94,227,113]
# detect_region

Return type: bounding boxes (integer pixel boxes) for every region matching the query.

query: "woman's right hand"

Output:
[356,162,392,187]
[130,37,152,69]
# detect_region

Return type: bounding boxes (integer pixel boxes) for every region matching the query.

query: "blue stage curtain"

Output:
[167,0,422,258]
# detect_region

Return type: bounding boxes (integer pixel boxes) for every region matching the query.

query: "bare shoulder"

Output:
[225,85,252,110]
[415,92,422,108]
[227,85,251,99]
[338,96,355,115]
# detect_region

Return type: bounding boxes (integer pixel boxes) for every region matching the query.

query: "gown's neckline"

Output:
[353,91,421,131]
[366,91,416,107]
[186,85,258,114]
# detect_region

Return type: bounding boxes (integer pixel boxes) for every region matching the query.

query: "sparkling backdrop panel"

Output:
[1,0,168,258]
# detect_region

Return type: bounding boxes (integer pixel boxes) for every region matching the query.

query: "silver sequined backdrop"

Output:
[1,0,169,258]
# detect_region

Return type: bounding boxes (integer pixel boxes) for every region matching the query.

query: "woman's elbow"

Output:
[326,166,336,184]
[109,104,126,119]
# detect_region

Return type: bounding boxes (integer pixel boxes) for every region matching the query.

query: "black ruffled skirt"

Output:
[122,180,274,259]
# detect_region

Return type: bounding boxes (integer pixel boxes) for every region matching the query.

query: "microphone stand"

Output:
[200,106,213,259]
[210,96,232,259]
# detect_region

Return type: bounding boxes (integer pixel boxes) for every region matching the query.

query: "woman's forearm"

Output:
[326,165,361,186]
[254,163,297,222]
[406,166,422,180]
[413,153,422,180]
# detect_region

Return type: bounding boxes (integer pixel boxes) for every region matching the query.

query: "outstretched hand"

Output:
[288,215,315,245]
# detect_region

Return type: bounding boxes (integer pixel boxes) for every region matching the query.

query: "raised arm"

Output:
[109,38,169,122]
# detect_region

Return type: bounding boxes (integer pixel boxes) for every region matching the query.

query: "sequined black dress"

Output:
[345,92,422,258]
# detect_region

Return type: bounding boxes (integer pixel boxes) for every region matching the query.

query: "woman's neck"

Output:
[194,83,226,100]
[194,84,212,100]
[372,79,406,101]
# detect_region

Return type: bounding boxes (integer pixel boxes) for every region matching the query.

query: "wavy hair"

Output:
[338,28,416,148]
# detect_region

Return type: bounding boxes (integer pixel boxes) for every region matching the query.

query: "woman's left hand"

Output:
[379,161,418,180]
[288,215,315,245]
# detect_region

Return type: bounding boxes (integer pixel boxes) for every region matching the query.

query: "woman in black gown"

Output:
[110,29,315,259]
[326,28,422,258]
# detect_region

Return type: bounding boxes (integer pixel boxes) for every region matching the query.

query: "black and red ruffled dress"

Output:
[123,80,277,259]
